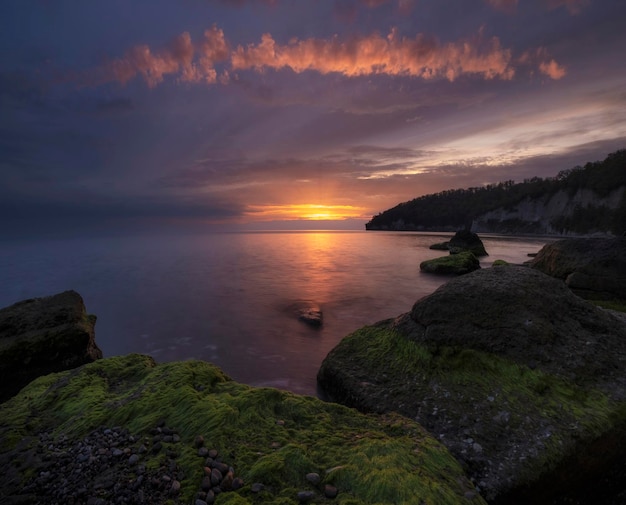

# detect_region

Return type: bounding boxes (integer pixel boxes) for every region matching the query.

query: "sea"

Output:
[0,230,551,397]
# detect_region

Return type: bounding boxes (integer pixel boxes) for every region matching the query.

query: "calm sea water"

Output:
[0,231,550,396]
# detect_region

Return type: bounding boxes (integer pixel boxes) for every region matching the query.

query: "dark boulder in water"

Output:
[448,230,488,256]
[428,230,488,257]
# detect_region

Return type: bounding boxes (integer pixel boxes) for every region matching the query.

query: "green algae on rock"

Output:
[0,354,485,505]
[318,266,626,503]
[420,251,480,275]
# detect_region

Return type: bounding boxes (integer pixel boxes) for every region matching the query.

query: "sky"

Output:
[1,0,625,235]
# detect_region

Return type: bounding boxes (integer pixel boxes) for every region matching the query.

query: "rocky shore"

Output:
[2,236,625,505]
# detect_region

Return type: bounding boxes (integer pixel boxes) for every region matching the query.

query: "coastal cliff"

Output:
[366,149,626,236]
[471,186,625,235]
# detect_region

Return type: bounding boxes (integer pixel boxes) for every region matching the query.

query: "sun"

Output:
[246,204,366,221]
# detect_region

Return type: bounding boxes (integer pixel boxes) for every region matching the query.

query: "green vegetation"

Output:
[320,326,622,484]
[491,259,509,266]
[419,251,480,275]
[0,354,486,505]
[366,149,626,234]
[590,299,626,313]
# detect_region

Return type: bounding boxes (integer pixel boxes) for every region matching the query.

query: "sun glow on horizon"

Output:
[246,203,367,221]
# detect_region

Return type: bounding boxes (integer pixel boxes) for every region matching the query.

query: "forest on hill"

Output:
[365,149,626,235]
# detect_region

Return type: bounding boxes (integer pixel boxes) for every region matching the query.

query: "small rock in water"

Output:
[288,300,323,327]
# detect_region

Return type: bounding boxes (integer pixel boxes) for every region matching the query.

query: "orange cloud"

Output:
[93,26,229,87]
[231,29,515,81]
[539,59,567,79]
[82,24,571,88]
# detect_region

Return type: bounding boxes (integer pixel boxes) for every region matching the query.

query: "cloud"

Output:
[79,22,572,89]
[484,0,518,13]
[485,0,587,14]
[539,59,567,79]
[232,29,515,81]
[546,0,589,15]
[89,26,229,87]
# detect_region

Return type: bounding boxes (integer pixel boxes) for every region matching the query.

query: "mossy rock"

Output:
[491,259,509,266]
[0,354,486,505]
[318,267,626,503]
[0,290,102,403]
[420,251,480,275]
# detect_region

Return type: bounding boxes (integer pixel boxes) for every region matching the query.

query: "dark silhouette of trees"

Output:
[365,149,626,234]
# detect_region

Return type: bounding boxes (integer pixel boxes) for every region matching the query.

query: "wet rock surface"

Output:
[0,290,102,403]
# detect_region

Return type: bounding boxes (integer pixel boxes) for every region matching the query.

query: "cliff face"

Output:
[471,186,625,235]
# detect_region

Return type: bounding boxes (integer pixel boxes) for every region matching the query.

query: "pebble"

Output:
[324,484,338,498]
[305,472,320,485]
[19,425,336,504]
[297,490,316,502]
[170,479,181,495]
[20,426,184,504]
[251,482,265,493]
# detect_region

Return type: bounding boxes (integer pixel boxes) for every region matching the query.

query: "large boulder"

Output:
[0,354,486,505]
[529,238,626,299]
[0,290,102,403]
[420,251,480,275]
[318,266,626,503]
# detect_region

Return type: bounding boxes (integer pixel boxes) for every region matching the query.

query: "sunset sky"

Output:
[1,0,625,235]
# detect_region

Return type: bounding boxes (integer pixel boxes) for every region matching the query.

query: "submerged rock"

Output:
[529,237,626,299]
[318,266,626,503]
[288,300,323,327]
[420,251,480,275]
[0,290,102,403]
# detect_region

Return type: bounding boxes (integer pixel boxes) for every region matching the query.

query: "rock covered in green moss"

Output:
[420,251,480,275]
[0,290,102,403]
[0,354,486,505]
[318,266,626,503]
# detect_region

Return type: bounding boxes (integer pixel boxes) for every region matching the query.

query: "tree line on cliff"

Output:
[365,149,626,234]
